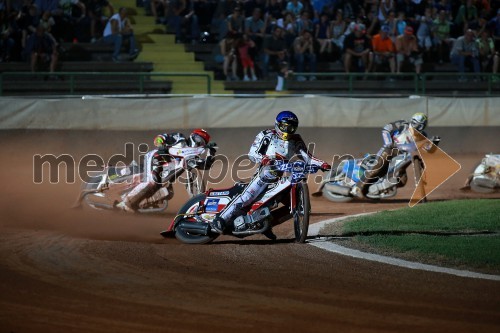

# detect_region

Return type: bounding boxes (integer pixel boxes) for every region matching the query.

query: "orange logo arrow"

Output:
[409,128,461,207]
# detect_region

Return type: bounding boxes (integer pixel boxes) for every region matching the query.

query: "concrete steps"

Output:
[114,0,226,94]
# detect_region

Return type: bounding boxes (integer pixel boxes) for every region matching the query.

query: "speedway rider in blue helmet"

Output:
[211,111,331,235]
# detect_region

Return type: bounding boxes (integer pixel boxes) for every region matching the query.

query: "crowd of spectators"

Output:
[156,0,500,84]
[1,0,499,83]
[0,0,140,71]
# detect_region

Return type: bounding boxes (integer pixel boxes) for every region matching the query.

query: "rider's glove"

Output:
[430,135,441,146]
[261,156,273,166]
[320,162,331,171]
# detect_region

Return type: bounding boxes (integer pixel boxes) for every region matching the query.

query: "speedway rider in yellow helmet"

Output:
[210,111,331,236]
[351,112,435,198]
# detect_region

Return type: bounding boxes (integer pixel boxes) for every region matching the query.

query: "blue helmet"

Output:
[275,111,299,140]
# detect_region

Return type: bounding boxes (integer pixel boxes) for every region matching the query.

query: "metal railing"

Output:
[291,72,499,95]
[0,72,212,96]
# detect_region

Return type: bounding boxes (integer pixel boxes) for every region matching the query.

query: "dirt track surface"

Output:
[1,130,499,332]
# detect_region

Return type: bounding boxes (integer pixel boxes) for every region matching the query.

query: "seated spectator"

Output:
[450,29,480,82]
[52,0,88,42]
[286,0,303,17]
[343,23,373,73]
[87,0,114,43]
[394,10,405,39]
[262,26,289,78]
[363,6,381,38]
[237,33,258,81]
[454,0,478,37]
[245,7,265,49]
[182,1,201,44]
[395,26,422,76]
[330,8,346,56]
[432,9,454,64]
[167,0,200,44]
[102,7,139,62]
[265,0,285,22]
[39,11,56,43]
[17,3,39,49]
[219,32,238,81]
[25,25,58,74]
[0,17,16,62]
[315,12,330,56]
[279,11,297,48]
[477,28,499,82]
[293,29,317,81]
[243,0,266,18]
[149,0,167,24]
[226,6,244,35]
[295,10,313,35]
[416,8,433,56]
[488,9,500,51]
[372,24,396,74]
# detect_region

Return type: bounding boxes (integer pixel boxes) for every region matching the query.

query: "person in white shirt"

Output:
[102,7,139,62]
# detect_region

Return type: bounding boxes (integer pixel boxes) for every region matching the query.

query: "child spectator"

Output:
[237,34,258,81]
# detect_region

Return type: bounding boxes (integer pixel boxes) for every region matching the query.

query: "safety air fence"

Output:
[1,96,499,129]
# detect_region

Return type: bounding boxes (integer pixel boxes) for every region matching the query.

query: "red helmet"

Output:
[190,128,210,146]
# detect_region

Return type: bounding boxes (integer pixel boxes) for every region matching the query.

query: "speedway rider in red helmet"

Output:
[117,129,211,212]
[211,111,330,236]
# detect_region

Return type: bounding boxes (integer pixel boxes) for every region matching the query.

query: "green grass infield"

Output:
[339,199,500,272]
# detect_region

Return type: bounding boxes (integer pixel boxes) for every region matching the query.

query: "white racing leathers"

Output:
[218,129,325,221]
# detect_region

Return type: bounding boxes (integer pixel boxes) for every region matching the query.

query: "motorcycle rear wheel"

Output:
[322,169,354,203]
[174,194,218,244]
[322,186,354,202]
[470,180,497,194]
[293,182,311,243]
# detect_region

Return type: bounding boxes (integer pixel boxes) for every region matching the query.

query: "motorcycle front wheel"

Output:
[174,194,218,244]
[413,156,427,203]
[293,182,311,243]
[186,168,206,197]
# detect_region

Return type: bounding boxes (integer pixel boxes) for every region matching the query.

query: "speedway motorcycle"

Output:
[318,129,440,202]
[462,154,500,193]
[161,160,324,244]
[74,143,217,213]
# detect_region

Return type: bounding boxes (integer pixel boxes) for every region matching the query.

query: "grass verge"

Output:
[336,199,500,273]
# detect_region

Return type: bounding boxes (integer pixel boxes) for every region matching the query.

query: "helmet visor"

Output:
[411,119,425,131]
[277,121,297,135]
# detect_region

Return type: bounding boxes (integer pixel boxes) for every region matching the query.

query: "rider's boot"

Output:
[210,215,229,234]
[117,182,158,213]
[350,185,364,198]
[263,228,277,241]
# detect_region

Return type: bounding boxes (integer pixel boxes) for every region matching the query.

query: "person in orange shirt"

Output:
[395,26,423,76]
[372,24,396,75]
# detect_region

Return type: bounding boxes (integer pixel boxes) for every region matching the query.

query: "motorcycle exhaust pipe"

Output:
[324,183,351,196]
[177,221,210,235]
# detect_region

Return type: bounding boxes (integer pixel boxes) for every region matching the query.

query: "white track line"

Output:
[307,213,500,281]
